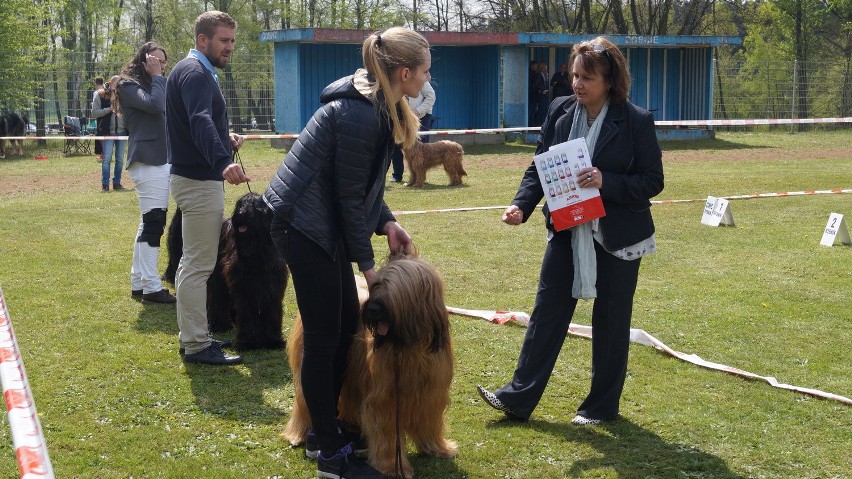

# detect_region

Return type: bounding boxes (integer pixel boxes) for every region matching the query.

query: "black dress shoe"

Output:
[142,289,177,304]
[183,342,242,365]
[179,338,233,356]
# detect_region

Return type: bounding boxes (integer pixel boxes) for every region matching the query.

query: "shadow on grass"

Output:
[183,347,292,425]
[463,142,537,156]
[660,137,771,152]
[395,182,471,191]
[136,303,178,335]
[487,417,745,478]
[134,302,179,335]
[409,453,469,479]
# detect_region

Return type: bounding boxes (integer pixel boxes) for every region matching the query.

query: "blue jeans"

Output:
[102,138,126,187]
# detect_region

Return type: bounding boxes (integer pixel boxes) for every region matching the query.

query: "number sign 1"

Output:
[700,196,735,227]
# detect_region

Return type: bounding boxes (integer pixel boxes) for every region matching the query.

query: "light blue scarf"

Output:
[567,99,609,299]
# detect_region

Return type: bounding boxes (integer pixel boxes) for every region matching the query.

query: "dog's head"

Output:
[361,255,450,353]
[229,192,273,241]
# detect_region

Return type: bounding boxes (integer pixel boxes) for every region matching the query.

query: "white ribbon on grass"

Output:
[446,306,852,405]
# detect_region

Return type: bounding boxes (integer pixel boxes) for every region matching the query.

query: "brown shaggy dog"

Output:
[284,257,457,478]
[402,140,467,188]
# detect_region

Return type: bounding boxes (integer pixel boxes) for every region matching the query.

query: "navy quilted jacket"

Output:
[264,70,396,272]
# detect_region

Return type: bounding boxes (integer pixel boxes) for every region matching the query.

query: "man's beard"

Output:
[210,56,228,69]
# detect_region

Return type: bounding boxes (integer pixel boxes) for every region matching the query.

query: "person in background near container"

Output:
[550,63,574,98]
[167,11,247,366]
[534,61,550,126]
[477,36,664,426]
[390,80,435,182]
[264,26,428,479]
[113,42,176,305]
[92,75,128,192]
[92,77,104,158]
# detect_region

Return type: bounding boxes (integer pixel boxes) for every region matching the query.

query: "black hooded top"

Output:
[264,69,397,272]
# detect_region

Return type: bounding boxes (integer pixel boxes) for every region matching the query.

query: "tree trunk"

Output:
[610,0,628,34]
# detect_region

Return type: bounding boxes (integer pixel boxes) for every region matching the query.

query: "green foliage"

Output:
[0,0,51,108]
[0,132,849,478]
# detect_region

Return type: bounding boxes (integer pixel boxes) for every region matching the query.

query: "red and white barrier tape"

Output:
[393,189,851,216]
[4,116,852,142]
[655,117,852,127]
[0,288,54,479]
[650,188,852,205]
[447,306,852,405]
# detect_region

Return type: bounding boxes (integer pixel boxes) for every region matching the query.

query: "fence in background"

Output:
[713,59,852,131]
[2,52,851,136]
[2,52,275,135]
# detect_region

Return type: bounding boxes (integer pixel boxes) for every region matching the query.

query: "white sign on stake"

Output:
[700,196,735,227]
[820,213,851,246]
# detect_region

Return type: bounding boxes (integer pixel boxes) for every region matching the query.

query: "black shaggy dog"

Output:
[165,192,288,350]
[0,113,28,158]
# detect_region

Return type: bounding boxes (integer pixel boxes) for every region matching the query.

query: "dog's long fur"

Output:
[402,140,466,188]
[285,256,457,479]
[0,113,28,157]
[166,192,288,350]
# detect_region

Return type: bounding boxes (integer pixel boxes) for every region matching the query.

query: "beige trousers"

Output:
[170,175,224,355]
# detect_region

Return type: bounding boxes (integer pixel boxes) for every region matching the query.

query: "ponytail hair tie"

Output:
[376,33,383,47]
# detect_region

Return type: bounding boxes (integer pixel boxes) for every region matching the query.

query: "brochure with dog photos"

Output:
[534,137,606,231]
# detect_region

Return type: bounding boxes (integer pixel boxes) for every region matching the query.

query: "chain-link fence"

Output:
[4,51,275,136]
[4,51,851,139]
[714,59,852,131]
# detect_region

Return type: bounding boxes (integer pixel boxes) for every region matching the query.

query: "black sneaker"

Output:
[317,443,384,479]
[113,183,126,191]
[141,288,176,304]
[179,338,233,356]
[305,426,367,460]
[182,342,242,366]
[131,289,143,300]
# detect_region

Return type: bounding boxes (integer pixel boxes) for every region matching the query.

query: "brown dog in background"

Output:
[402,140,466,188]
[284,256,457,478]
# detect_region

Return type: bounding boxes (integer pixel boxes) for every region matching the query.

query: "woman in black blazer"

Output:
[478,37,664,425]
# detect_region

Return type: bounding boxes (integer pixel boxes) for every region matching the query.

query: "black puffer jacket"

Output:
[264,70,396,271]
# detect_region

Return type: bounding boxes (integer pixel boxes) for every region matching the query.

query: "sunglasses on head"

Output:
[580,41,615,79]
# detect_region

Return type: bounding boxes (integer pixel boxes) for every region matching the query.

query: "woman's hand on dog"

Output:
[364,268,378,285]
[383,221,412,256]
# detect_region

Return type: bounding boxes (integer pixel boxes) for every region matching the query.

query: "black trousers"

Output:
[496,229,641,421]
[391,113,432,180]
[270,218,360,454]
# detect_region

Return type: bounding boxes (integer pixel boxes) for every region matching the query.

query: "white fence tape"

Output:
[392,189,851,216]
[0,288,54,479]
[447,306,852,405]
[4,116,852,142]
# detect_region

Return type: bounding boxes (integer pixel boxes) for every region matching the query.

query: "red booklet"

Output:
[534,137,606,231]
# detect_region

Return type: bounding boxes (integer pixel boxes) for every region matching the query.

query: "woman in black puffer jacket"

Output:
[264,27,431,478]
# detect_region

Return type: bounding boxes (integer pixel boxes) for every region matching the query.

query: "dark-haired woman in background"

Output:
[477,37,664,426]
[113,42,175,304]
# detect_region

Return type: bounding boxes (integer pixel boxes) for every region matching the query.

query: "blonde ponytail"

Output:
[362,28,429,149]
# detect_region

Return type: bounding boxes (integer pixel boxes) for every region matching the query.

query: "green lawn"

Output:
[0,131,849,478]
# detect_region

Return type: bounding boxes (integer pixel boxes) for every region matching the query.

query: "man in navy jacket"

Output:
[167,10,248,365]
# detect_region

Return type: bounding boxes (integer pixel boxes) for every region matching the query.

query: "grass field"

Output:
[0,131,849,478]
